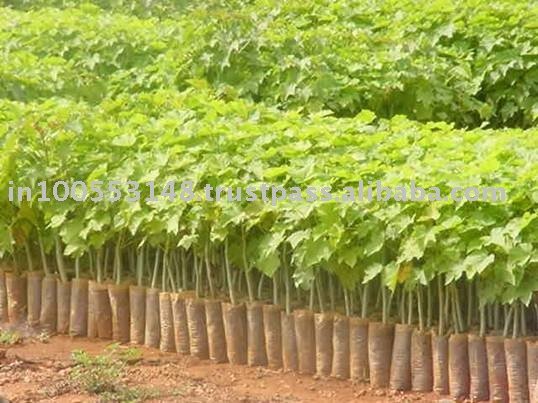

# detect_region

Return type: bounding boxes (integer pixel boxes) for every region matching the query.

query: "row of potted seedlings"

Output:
[0,251,536,402]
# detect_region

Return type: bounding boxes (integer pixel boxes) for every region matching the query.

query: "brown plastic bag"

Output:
[331,314,350,379]
[144,288,160,348]
[222,302,247,365]
[485,336,509,402]
[504,338,529,402]
[171,292,190,354]
[129,285,145,345]
[159,292,176,352]
[294,309,316,375]
[349,317,369,381]
[0,270,8,323]
[527,340,538,403]
[468,334,488,401]
[315,312,333,377]
[186,297,209,360]
[6,272,27,324]
[69,279,88,337]
[205,299,226,363]
[56,280,71,334]
[263,304,282,369]
[390,324,413,391]
[93,282,112,339]
[432,333,449,395]
[448,333,469,400]
[411,330,433,392]
[368,322,394,388]
[108,284,130,343]
[87,280,98,338]
[26,271,42,327]
[247,302,267,367]
[281,311,298,372]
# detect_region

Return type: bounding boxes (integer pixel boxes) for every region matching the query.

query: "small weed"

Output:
[69,344,144,400]
[0,329,22,345]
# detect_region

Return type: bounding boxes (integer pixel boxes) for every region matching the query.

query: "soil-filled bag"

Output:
[205,299,226,363]
[41,276,58,332]
[389,324,413,391]
[349,317,369,381]
[93,282,112,339]
[504,338,529,403]
[26,271,42,327]
[468,334,489,402]
[411,330,433,392]
[527,340,538,403]
[56,280,71,334]
[171,292,190,355]
[222,302,247,365]
[108,284,130,343]
[87,280,98,338]
[0,270,8,323]
[144,288,161,348]
[432,333,449,395]
[294,309,316,375]
[263,304,282,369]
[129,285,145,345]
[485,336,509,403]
[159,292,175,353]
[247,302,267,367]
[368,322,394,388]
[281,311,298,372]
[69,279,88,337]
[448,333,470,400]
[331,314,350,379]
[187,297,209,360]
[6,273,27,325]
[314,312,333,377]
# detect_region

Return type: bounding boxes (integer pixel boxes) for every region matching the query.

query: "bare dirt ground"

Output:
[0,330,449,403]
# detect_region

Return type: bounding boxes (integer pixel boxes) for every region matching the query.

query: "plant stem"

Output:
[344,288,351,316]
[242,228,254,303]
[453,284,464,332]
[37,234,50,275]
[224,239,236,305]
[438,275,444,335]
[273,274,279,305]
[204,242,215,298]
[309,281,315,311]
[503,305,514,337]
[257,273,265,300]
[283,246,291,314]
[75,256,80,279]
[329,273,335,312]
[136,247,144,286]
[417,287,424,331]
[479,303,486,337]
[151,248,160,289]
[24,240,34,271]
[426,283,432,329]
[316,274,324,313]
[181,249,187,290]
[512,302,519,339]
[96,248,103,283]
[361,282,369,319]
[520,303,527,336]
[466,280,473,329]
[381,284,388,324]
[54,237,67,283]
[407,290,413,325]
